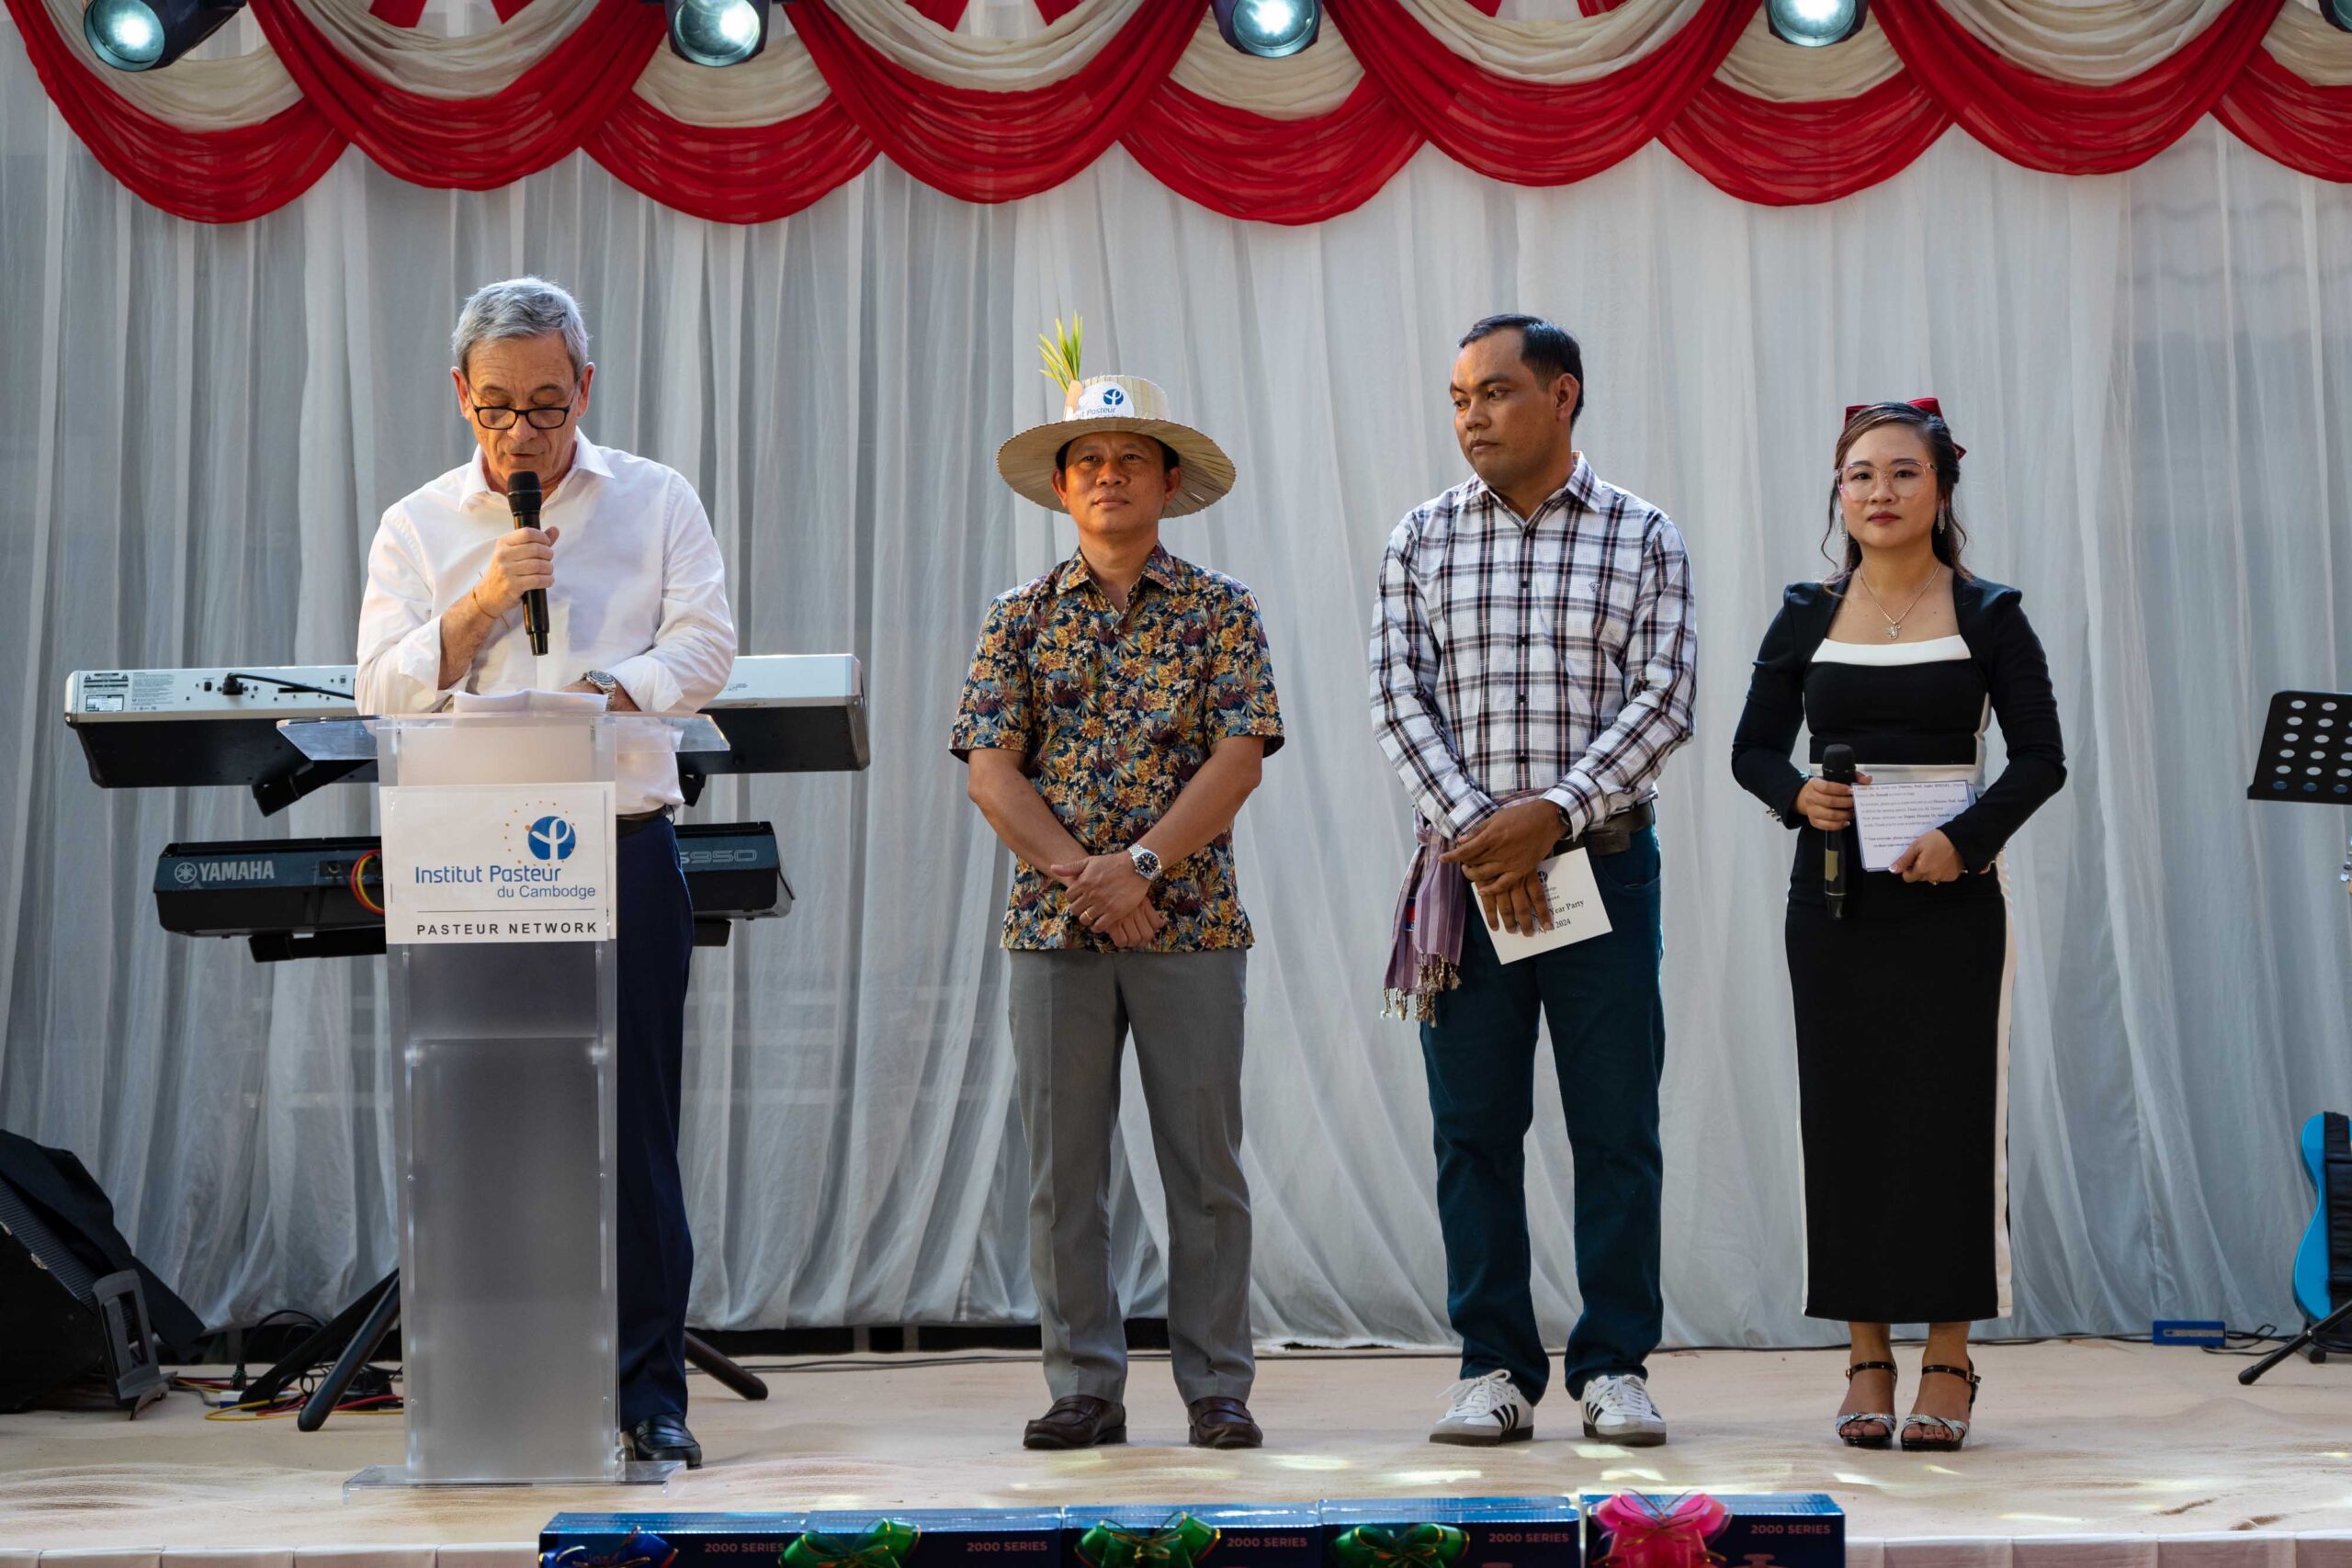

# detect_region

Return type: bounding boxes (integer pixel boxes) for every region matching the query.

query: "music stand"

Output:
[2246,690,2352,811]
[2242,691,2352,1380]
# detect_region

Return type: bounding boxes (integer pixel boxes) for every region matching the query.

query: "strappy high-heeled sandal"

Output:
[1835,1359,1898,1449]
[1900,1361,1981,1451]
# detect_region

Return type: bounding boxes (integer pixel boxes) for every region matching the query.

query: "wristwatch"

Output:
[580,670,620,704]
[1125,845,1162,883]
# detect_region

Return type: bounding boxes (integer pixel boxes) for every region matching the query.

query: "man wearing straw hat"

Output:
[953,323,1283,1451]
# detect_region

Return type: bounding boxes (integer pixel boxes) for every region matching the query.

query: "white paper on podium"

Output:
[448,687,609,716]
[1487,848,1614,964]
[379,781,617,943]
[1852,779,1978,872]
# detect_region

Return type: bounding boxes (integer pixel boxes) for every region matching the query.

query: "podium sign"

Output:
[380,782,616,943]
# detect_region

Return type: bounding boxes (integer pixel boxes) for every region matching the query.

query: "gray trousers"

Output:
[1007,948,1254,1405]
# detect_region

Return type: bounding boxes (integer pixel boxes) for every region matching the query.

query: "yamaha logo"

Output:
[173,862,198,886]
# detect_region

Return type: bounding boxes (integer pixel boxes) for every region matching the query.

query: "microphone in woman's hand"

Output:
[1823,744,1856,920]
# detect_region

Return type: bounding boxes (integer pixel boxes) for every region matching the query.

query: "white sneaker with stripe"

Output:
[1580,1372,1668,1446]
[1429,1368,1533,1446]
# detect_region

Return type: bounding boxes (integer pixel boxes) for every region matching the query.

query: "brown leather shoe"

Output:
[1023,1394,1127,1450]
[1187,1395,1262,1449]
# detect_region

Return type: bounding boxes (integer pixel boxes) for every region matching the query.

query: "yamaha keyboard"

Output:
[158,822,790,962]
[65,654,867,809]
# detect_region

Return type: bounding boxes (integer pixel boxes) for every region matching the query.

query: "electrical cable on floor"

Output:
[697,1329,2315,1378]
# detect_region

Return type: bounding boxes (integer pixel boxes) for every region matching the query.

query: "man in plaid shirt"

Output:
[1369,314,1696,1448]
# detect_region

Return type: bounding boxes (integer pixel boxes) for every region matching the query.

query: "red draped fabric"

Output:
[13,0,2352,227]
[1,0,345,221]
[1124,78,1423,226]
[586,94,879,224]
[246,0,664,188]
[2216,44,2352,186]
[1663,73,1952,206]
[1323,0,1758,185]
[790,0,1201,203]
[1871,0,2286,175]
[368,0,431,28]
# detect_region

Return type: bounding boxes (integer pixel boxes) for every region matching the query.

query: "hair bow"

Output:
[1842,397,1964,459]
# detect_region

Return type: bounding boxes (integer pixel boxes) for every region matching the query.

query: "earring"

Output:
[1935,509,1948,536]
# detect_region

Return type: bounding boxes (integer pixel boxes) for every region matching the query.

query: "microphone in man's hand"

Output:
[506,470,548,656]
[1822,743,1855,921]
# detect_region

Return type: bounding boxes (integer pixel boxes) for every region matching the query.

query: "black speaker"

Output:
[0,1131,202,1413]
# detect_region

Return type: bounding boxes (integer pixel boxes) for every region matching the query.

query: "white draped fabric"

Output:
[3,28,2349,1344]
[50,0,2352,146]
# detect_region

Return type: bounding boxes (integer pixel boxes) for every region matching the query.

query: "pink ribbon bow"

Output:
[1592,1494,1732,1568]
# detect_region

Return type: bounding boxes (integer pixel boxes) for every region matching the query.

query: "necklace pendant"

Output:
[1885,625,1901,641]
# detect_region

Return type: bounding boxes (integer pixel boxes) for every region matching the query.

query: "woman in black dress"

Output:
[1731,400,2064,1452]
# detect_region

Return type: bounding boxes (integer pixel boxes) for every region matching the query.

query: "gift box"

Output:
[1318,1496,1580,1568]
[1580,1495,1841,1568]
[1063,1506,1322,1568]
[542,1513,806,1568]
[795,1510,1067,1568]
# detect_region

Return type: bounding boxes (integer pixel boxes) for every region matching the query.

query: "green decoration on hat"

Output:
[1038,314,1084,395]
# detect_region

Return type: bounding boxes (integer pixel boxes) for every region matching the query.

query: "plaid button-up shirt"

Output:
[1370,455,1697,840]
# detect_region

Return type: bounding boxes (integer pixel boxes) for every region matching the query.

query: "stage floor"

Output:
[3,1342,2348,1554]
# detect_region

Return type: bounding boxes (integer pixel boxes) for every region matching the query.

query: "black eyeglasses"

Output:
[466,389,578,431]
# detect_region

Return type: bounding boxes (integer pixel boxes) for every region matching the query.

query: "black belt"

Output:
[616,807,674,839]
[1550,800,1655,859]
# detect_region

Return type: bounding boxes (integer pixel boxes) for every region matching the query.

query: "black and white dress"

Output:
[1731,575,2065,1324]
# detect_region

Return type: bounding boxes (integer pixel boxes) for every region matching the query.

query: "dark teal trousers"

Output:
[1419,827,1666,1404]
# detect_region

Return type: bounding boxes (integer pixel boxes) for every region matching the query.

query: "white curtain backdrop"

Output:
[5,30,2351,1348]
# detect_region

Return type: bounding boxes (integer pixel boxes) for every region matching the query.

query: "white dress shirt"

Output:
[356,433,737,813]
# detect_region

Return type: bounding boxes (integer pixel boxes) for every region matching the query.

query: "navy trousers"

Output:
[1419,827,1667,1404]
[616,818,695,1427]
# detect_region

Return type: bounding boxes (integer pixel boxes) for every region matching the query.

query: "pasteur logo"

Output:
[526,815,577,862]
[501,800,587,865]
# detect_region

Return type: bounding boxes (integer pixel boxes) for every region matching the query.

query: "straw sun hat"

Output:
[994,316,1237,518]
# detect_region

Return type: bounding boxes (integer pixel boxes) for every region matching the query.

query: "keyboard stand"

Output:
[244,1269,768,1429]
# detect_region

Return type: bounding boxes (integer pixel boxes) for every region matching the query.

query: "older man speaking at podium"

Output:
[356,276,736,1468]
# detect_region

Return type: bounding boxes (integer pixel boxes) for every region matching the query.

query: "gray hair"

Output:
[451,276,590,378]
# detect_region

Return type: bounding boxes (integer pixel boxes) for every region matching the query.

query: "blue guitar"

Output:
[2248,1113,2352,1382]
[2293,1112,2352,1330]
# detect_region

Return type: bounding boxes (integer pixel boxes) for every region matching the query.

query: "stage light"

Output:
[1214,0,1319,59]
[1766,0,1866,48]
[640,0,768,67]
[2324,0,2352,32]
[82,0,244,71]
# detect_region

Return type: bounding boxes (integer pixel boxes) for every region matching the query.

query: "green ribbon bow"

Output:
[1330,1526,1469,1568]
[783,1521,922,1568]
[1077,1515,1220,1568]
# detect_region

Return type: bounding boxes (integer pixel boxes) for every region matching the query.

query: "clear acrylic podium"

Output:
[284,708,723,1489]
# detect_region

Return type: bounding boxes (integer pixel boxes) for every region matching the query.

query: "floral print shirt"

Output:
[953,545,1284,952]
